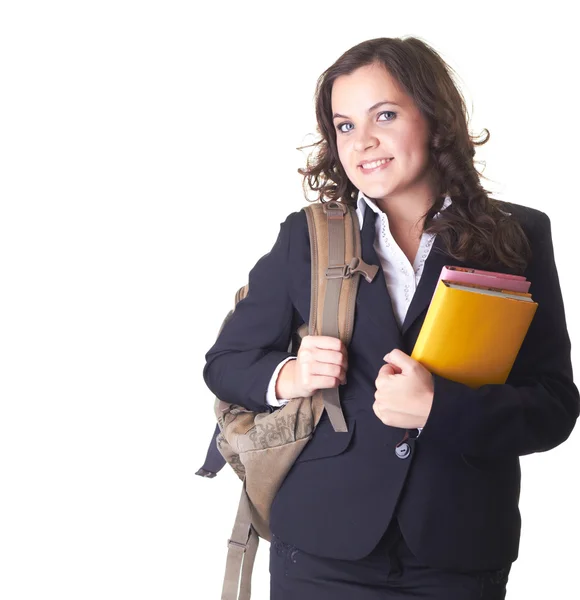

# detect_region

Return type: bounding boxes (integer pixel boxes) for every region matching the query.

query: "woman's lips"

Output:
[358,158,394,174]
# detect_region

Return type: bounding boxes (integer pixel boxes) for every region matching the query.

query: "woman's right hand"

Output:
[275,335,348,399]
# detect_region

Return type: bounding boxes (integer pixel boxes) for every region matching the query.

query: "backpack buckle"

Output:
[325,264,351,279]
[227,539,248,552]
[325,257,378,283]
[323,200,348,219]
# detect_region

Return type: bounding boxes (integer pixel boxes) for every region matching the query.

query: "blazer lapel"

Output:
[401,234,469,337]
[355,206,403,349]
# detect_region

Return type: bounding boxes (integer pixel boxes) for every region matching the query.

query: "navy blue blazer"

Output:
[203,200,579,571]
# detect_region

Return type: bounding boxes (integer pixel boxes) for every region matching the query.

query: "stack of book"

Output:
[411,266,538,388]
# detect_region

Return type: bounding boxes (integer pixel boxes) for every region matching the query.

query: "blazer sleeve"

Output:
[203,210,304,413]
[419,211,580,458]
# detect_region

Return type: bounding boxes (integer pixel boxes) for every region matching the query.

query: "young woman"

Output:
[203,36,579,599]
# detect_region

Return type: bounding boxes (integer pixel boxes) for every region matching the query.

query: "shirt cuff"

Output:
[266,357,297,407]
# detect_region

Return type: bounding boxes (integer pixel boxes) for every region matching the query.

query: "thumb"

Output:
[379,363,398,376]
[383,348,414,372]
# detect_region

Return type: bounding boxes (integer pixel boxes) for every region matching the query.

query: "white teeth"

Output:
[361,158,392,170]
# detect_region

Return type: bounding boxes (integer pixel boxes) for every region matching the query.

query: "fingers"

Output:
[295,335,349,395]
[304,348,348,369]
[301,335,344,351]
[308,360,347,382]
[376,363,396,383]
[297,356,347,387]
[380,363,402,376]
[299,335,348,369]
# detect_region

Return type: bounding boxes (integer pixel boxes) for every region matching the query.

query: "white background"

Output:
[1,1,578,598]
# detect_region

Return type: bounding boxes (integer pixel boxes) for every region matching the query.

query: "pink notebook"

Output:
[435,265,531,298]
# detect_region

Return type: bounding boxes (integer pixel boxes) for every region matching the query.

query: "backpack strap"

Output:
[221,482,258,600]
[304,201,378,432]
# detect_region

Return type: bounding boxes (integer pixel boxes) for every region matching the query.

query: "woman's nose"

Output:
[353,128,379,152]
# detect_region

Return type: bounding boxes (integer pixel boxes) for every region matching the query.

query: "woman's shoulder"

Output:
[275,207,308,243]
[495,199,548,224]
[278,205,314,245]
[263,207,311,267]
[495,199,550,238]
[281,201,358,250]
[281,206,309,228]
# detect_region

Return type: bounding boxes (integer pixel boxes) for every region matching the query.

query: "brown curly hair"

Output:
[297,36,531,273]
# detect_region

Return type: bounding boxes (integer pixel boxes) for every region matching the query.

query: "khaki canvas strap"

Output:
[306,201,379,433]
[320,201,350,432]
[221,481,259,600]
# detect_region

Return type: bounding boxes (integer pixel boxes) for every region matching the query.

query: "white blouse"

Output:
[356,191,452,329]
[266,191,452,408]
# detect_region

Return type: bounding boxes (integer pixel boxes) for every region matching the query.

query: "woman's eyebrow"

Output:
[332,100,401,120]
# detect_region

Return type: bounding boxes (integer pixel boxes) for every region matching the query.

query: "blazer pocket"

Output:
[460,453,511,472]
[295,418,356,463]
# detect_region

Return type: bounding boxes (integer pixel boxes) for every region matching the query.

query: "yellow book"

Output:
[411,280,538,388]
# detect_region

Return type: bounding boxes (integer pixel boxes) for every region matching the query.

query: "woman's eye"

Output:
[336,111,396,134]
[378,110,396,121]
[336,122,354,133]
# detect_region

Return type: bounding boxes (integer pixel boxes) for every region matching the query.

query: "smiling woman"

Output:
[203,35,580,600]
[332,65,433,222]
[299,37,532,274]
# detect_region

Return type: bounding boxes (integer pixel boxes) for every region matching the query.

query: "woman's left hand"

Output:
[373,349,435,429]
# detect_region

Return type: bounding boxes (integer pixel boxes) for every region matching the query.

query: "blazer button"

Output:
[395,442,411,459]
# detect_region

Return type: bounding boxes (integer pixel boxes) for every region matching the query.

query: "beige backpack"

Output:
[200,200,378,600]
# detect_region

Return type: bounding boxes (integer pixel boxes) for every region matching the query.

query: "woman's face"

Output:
[331,62,436,208]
